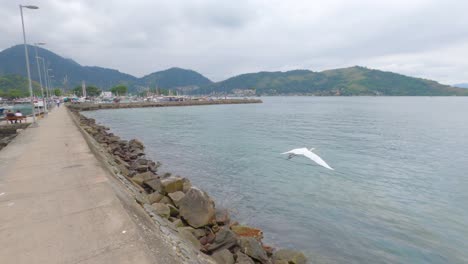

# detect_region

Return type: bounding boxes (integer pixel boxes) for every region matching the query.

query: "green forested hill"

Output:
[196,66,468,96]
[0,75,41,98]
[2,44,467,96]
[134,67,212,93]
[0,45,136,90]
[0,45,213,93]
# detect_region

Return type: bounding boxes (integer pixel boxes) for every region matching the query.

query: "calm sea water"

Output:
[85,97,468,264]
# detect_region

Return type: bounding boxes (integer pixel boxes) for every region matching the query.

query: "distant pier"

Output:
[67,98,262,111]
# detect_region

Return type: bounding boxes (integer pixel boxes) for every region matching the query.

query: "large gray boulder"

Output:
[235,252,255,264]
[132,171,157,186]
[161,176,185,193]
[238,237,268,263]
[129,139,144,150]
[212,249,235,264]
[178,187,215,228]
[272,249,307,264]
[168,191,185,207]
[145,178,163,193]
[151,203,170,219]
[204,228,237,253]
[147,192,164,204]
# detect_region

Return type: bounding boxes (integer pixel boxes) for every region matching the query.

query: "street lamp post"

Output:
[19,4,39,125]
[48,69,53,95]
[34,43,47,114]
[38,58,49,98]
[37,57,50,109]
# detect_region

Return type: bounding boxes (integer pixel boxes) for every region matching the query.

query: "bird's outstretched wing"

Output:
[282,148,334,170]
[302,150,334,170]
[281,148,309,155]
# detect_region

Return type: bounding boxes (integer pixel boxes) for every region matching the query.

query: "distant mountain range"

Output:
[1,44,467,96]
[0,45,212,93]
[453,83,468,89]
[197,67,468,96]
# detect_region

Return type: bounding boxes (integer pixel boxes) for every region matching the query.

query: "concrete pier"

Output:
[0,107,180,263]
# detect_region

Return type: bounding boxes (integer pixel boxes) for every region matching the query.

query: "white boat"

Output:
[34,101,44,108]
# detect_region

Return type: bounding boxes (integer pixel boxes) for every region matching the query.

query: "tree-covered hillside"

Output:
[134,67,212,93]
[0,75,42,98]
[195,66,468,96]
[0,45,213,93]
[0,45,136,90]
[2,44,467,96]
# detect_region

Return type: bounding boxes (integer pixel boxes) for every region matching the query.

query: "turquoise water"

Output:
[85,97,468,264]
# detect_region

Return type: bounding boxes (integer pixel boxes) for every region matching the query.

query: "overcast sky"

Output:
[1,0,468,84]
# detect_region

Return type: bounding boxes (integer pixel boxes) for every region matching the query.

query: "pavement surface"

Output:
[0,106,178,264]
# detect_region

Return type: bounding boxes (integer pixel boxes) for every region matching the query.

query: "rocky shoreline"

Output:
[0,123,30,151]
[68,103,307,264]
[67,99,262,112]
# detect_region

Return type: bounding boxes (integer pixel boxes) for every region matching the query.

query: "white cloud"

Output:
[1,0,468,84]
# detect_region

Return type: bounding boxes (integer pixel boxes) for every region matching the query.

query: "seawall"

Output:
[67,99,262,112]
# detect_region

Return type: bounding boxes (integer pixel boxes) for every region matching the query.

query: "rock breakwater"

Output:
[67,99,262,112]
[69,106,307,264]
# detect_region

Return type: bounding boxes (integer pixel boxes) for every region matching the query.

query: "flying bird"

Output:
[282,148,334,170]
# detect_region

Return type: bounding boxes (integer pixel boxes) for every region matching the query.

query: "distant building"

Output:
[101,91,112,98]
[232,89,256,96]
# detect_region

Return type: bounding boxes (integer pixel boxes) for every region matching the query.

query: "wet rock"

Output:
[182,178,192,192]
[212,249,235,264]
[263,245,275,257]
[161,176,185,194]
[231,225,263,240]
[132,171,157,186]
[238,237,268,263]
[147,192,164,204]
[235,252,255,264]
[168,191,185,207]
[108,143,121,152]
[192,228,208,239]
[148,161,161,172]
[134,164,149,172]
[215,208,230,226]
[199,232,216,246]
[144,178,163,193]
[179,187,215,228]
[272,249,307,264]
[129,139,144,150]
[130,149,145,158]
[151,203,170,219]
[204,228,237,253]
[108,136,120,143]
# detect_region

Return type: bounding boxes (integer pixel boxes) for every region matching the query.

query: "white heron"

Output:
[282,148,334,170]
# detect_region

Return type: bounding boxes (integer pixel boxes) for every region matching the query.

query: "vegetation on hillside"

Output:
[53,88,62,96]
[134,67,213,93]
[0,75,41,98]
[2,45,467,96]
[195,66,468,96]
[111,84,128,95]
[72,85,102,97]
[0,45,136,90]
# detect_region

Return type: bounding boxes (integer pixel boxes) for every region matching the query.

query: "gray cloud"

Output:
[1,0,468,84]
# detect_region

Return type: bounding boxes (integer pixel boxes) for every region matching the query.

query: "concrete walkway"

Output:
[0,107,177,263]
